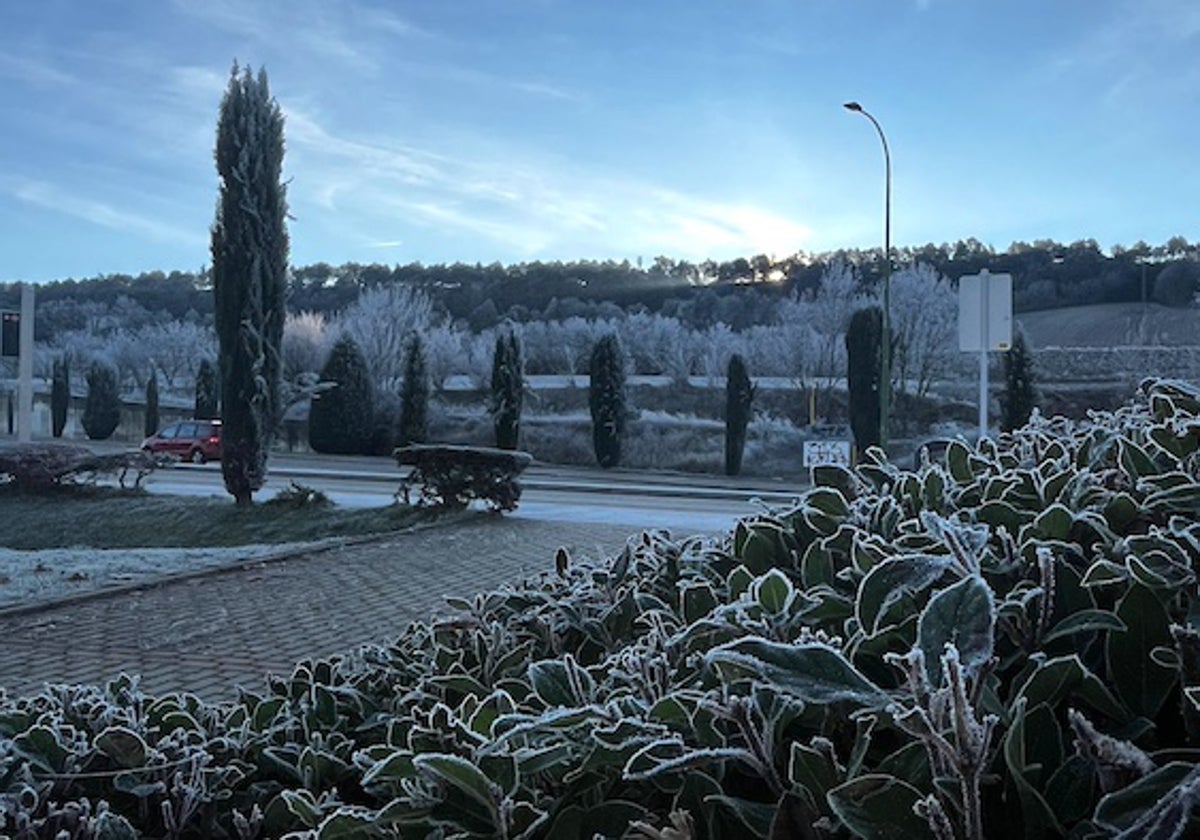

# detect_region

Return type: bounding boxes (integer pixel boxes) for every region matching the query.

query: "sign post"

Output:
[958,270,1012,441]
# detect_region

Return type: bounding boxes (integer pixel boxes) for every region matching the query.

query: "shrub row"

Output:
[3,378,1200,838]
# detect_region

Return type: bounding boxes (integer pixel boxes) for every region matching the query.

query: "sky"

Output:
[1,0,1197,282]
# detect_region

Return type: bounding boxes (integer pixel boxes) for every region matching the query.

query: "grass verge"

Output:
[0,485,430,550]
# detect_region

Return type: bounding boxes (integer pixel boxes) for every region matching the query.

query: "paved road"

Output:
[3,515,699,702]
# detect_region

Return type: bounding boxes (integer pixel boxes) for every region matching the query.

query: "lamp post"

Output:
[843,101,892,450]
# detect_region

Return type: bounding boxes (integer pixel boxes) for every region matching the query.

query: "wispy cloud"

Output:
[0,51,75,87]
[281,107,811,261]
[10,180,205,247]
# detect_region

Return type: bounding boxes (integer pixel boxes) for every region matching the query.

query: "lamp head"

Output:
[843,101,863,112]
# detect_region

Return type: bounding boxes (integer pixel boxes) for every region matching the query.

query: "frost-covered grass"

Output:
[0,485,424,550]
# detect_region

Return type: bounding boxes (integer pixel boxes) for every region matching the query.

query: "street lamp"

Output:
[843,101,892,450]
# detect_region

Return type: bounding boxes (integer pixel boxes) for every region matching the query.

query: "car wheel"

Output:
[189,449,206,464]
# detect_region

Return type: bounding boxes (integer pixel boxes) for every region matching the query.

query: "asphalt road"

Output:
[137,453,804,534]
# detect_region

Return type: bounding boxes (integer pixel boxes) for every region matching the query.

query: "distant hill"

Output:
[1017,303,1198,348]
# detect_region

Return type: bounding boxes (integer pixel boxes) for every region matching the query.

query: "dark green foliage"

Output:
[7,379,1200,838]
[1001,330,1038,432]
[395,444,532,511]
[308,337,374,455]
[194,358,218,420]
[81,360,121,440]
[50,356,69,438]
[1151,259,1200,307]
[397,333,430,447]
[144,373,159,437]
[724,353,755,475]
[490,330,523,450]
[846,305,884,452]
[588,333,626,468]
[211,64,288,505]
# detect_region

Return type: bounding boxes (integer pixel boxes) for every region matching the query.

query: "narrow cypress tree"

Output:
[846,306,884,453]
[82,360,121,441]
[51,356,70,438]
[724,353,755,476]
[195,358,218,420]
[145,373,160,437]
[490,330,523,450]
[211,64,288,505]
[397,333,430,447]
[309,337,374,455]
[589,334,627,468]
[1001,331,1038,432]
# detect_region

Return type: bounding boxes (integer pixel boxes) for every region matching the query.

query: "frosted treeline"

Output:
[33,261,961,398]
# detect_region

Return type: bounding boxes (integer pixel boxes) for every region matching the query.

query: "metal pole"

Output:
[978,270,989,441]
[17,283,34,443]
[844,102,891,450]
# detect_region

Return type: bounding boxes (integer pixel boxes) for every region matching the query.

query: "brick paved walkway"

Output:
[2,516,647,702]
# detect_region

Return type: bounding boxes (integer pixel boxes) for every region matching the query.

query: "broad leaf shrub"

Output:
[5,377,1200,838]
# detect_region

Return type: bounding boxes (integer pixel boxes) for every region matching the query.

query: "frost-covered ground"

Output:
[0,541,333,611]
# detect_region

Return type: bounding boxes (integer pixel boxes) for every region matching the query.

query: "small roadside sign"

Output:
[804,438,851,467]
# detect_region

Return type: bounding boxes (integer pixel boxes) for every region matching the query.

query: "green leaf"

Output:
[826,774,929,840]
[94,726,148,769]
[1043,609,1127,643]
[1031,503,1074,541]
[1003,699,1065,837]
[856,554,954,637]
[414,753,498,830]
[1094,762,1199,833]
[1014,654,1127,722]
[360,750,416,788]
[1107,584,1177,719]
[705,638,889,709]
[755,568,794,614]
[528,660,575,707]
[917,575,995,685]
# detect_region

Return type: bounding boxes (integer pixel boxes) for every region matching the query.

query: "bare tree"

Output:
[334,284,433,390]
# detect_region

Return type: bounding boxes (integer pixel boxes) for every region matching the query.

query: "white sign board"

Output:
[804,439,851,467]
[958,271,1013,352]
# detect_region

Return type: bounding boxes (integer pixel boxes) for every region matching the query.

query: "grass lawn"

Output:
[0,486,431,550]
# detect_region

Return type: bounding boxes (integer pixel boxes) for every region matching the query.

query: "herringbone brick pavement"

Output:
[1,516,648,701]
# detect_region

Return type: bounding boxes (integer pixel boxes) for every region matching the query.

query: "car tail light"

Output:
[208,436,220,444]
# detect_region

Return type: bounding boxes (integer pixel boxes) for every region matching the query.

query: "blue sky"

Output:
[1,0,1197,282]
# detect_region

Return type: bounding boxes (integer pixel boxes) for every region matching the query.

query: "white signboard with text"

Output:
[803,439,852,467]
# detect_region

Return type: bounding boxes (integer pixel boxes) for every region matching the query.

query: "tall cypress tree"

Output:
[724,353,755,476]
[195,358,218,420]
[211,64,288,505]
[51,356,70,438]
[1001,331,1038,432]
[82,360,121,441]
[589,334,627,469]
[397,333,430,447]
[145,373,160,437]
[490,330,523,450]
[309,337,374,455]
[846,306,884,453]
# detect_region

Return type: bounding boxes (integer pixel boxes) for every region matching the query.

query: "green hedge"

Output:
[4,378,1200,838]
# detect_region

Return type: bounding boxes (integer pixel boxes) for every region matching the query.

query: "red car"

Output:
[141,419,223,463]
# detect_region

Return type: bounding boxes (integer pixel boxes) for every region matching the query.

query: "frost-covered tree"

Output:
[309,337,374,455]
[889,263,957,399]
[138,321,216,388]
[194,358,218,420]
[724,353,755,476]
[211,64,288,505]
[809,259,872,418]
[589,334,627,468]
[145,373,159,437]
[490,329,523,450]
[1001,330,1038,432]
[396,333,430,447]
[82,360,121,441]
[282,311,329,382]
[51,356,69,438]
[335,285,433,390]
